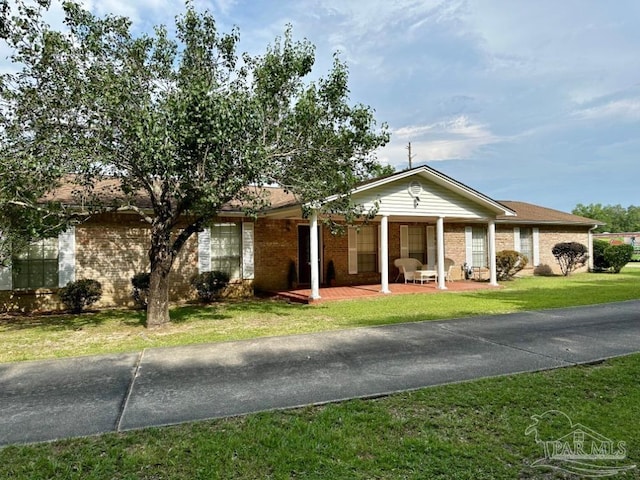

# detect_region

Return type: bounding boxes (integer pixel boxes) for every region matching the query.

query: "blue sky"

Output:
[5,0,640,212]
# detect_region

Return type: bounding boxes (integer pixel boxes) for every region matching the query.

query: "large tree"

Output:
[0,1,389,326]
[573,203,640,233]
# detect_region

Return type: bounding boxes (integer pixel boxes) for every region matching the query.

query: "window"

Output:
[357,225,377,273]
[408,226,425,263]
[210,223,242,279]
[12,238,59,289]
[519,228,533,264]
[472,227,487,268]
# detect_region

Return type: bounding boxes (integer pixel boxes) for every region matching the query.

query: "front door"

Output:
[297,225,321,285]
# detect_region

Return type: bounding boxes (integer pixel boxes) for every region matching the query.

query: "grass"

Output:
[2,353,639,478]
[2,266,640,363]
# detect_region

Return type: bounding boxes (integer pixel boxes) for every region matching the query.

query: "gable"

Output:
[351,176,498,219]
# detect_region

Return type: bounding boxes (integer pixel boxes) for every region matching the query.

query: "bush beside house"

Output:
[59,279,103,313]
[495,250,528,280]
[552,242,588,276]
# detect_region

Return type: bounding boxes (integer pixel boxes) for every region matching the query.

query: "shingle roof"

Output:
[43,177,602,226]
[497,201,604,226]
[44,178,298,213]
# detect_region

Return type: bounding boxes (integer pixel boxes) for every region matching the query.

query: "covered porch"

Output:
[263,166,516,302]
[273,279,498,304]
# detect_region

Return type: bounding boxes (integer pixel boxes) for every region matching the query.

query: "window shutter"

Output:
[58,227,76,287]
[464,226,473,267]
[399,225,409,258]
[198,228,211,274]
[532,227,540,266]
[242,222,254,280]
[0,265,11,291]
[513,227,520,251]
[348,227,358,274]
[426,225,436,266]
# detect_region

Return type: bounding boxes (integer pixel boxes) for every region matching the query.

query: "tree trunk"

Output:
[146,222,176,328]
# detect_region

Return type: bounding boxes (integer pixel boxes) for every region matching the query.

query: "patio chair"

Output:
[430,258,457,283]
[393,257,423,283]
[443,258,455,282]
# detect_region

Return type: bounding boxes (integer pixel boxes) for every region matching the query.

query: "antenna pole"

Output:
[406,142,416,169]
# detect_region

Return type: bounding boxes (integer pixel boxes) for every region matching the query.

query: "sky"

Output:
[3,0,640,213]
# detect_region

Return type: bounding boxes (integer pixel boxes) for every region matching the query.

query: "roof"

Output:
[44,178,298,213]
[497,201,604,226]
[41,172,602,226]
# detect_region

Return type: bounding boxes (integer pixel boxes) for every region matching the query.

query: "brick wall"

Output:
[0,213,594,312]
[76,213,198,308]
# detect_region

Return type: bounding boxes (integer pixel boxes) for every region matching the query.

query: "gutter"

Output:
[587,224,600,271]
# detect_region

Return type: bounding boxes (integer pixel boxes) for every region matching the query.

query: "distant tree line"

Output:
[572,204,640,233]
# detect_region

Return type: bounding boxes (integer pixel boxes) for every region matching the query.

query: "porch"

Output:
[272,280,498,304]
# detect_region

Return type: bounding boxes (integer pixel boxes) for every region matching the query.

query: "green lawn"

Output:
[2,353,639,479]
[2,266,640,363]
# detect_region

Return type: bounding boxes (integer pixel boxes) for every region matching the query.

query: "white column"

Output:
[436,216,447,290]
[309,209,321,300]
[380,215,390,294]
[488,219,498,286]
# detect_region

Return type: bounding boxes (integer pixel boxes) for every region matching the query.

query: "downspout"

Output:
[588,224,598,272]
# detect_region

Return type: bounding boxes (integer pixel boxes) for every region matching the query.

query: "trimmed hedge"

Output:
[59,279,102,313]
[191,271,230,303]
[131,272,150,309]
[552,242,588,276]
[496,250,528,280]
[604,243,634,273]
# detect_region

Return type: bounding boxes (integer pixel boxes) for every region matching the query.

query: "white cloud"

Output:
[379,115,502,167]
[572,98,640,121]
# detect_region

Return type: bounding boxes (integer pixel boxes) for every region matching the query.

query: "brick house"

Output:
[0,165,602,311]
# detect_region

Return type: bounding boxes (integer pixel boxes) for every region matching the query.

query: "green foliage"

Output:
[592,240,634,273]
[592,239,610,272]
[131,272,150,309]
[58,279,102,313]
[191,271,230,303]
[533,264,554,276]
[573,203,640,233]
[495,250,528,280]
[604,243,634,273]
[0,1,389,326]
[551,242,588,276]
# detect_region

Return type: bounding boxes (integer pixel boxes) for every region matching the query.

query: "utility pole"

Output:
[406,142,416,169]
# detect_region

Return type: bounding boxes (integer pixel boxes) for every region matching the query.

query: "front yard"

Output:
[1,267,639,478]
[2,352,639,479]
[1,266,640,363]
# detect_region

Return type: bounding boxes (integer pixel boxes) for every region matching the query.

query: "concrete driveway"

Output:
[1,300,639,446]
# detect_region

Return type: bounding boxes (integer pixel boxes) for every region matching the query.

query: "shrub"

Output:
[552,242,588,276]
[603,243,634,273]
[59,279,102,313]
[495,250,528,280]
[191,270,230,303]
[131,272,150,309]
[287,260,298,289]
[592,239,610,272]
[326,260,336,285]
[533,264,554,276]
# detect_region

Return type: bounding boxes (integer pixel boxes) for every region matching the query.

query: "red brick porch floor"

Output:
[272,280,499,304]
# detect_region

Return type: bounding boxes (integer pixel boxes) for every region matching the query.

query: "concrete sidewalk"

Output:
[1,300,639,446]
